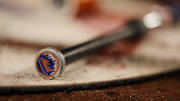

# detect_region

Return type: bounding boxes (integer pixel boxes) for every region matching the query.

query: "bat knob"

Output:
[35,47,65,79]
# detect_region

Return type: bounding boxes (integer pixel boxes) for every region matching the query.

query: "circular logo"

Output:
[36,52,59,78]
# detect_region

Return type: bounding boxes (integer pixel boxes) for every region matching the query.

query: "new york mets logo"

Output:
[36,52,59,77]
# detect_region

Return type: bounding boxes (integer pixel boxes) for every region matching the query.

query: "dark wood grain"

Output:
[0,71,180,101]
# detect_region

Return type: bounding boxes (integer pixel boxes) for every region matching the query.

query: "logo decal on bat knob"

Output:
[36,51,59,78]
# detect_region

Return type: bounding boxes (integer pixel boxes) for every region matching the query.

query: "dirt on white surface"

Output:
[0,24,180,87]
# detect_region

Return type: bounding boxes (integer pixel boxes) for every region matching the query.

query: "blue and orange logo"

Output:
[36,52,59,77]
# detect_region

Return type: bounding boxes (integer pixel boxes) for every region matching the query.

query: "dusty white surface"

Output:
[0,25,180,87]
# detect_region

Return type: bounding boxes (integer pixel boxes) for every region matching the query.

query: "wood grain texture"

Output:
[0,71,179,101]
